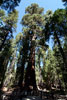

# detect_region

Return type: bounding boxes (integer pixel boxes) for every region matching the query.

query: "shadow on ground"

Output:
[0,87,67,100]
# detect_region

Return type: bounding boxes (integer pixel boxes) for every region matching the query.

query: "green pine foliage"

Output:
[42,47,65,89]
[0,2,67,92]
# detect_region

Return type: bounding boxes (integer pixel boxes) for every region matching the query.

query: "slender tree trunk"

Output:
[38,54,43,85]
[9,56,16,73]
[55,33,67,88]
[3,52,16,87]
[55,33,67,70]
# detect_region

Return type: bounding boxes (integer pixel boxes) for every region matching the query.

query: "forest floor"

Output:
[21,96,43,100]
[0,86,67,100]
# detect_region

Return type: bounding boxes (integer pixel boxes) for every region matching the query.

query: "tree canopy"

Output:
[0,2,67,100]
[0,0,21,12]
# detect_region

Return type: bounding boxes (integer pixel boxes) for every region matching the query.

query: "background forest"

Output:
[0,0,67,100]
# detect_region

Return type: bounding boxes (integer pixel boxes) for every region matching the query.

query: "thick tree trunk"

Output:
[18,62,25,87]
[25,47,36,90]
[25,39,36,90]
[16,36,29,88]
[0,57,9,88]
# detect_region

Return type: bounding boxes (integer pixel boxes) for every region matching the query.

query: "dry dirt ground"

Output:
[0,87,67,100]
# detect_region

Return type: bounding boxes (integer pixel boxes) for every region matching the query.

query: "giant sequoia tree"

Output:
[18,3,52,89]
[20,3,45,89]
